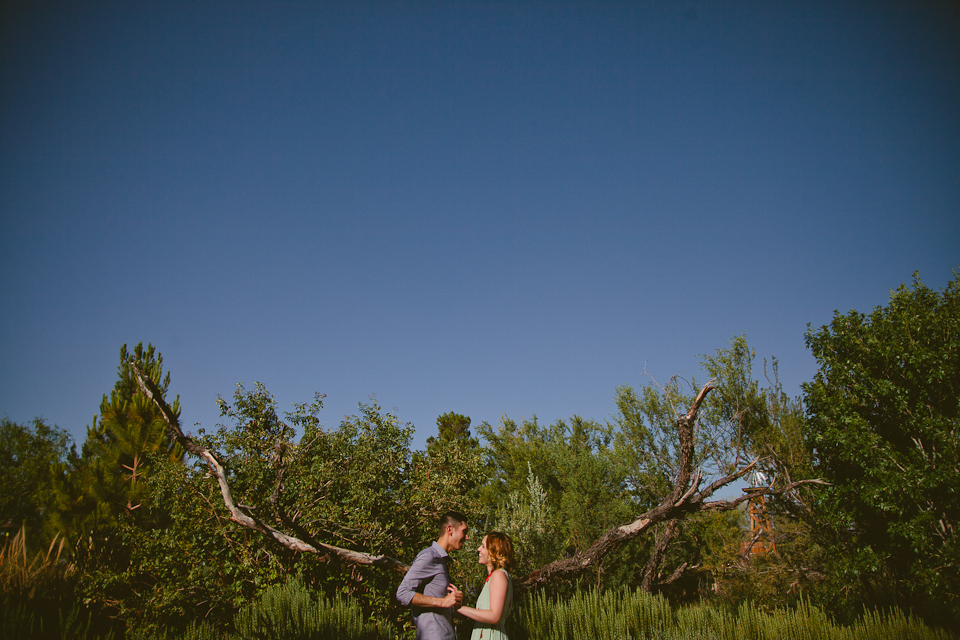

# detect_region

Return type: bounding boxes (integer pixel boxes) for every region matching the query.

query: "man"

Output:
[396,511,469,640]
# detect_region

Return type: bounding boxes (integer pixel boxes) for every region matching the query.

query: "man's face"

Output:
[448,522,469,550]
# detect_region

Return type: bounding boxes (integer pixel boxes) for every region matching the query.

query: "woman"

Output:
[457,531,515,640]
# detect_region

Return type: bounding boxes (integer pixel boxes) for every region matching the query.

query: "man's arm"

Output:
[411,585,461,609]
[396,549,435,607]
[397,549,463,610]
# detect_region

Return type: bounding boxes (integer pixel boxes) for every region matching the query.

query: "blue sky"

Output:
[2,1,958,452]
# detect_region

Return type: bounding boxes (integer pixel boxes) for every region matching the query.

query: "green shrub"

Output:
[511,586,673,640]
[233,579,390,640]
[132,578,392,640]
[508,587,956,640]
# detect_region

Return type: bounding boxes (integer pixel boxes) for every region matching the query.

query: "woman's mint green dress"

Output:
[470,569,513,640]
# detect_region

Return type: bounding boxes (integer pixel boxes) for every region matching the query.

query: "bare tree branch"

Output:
[658,560,698,586]
[130,362,410,574]
[640,518,679,591]
[518,382,826,589]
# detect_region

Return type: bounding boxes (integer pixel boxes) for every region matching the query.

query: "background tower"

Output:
[740,470,777,558]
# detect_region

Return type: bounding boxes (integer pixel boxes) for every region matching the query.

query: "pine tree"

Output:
[47,343,183,540]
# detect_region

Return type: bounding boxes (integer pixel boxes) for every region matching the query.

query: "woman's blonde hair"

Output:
[485,531,515,571]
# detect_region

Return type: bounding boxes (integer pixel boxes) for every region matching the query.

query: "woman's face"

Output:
[477,535,490,567]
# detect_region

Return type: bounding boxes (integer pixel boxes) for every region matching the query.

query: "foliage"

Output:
[656,509,743,603]
[492,463,554,578]
[803,271,960,625]
[612,334,810,501]
[30,344,191,634]
[72,382,487,635]
[92,452,282,633]
[0,417,73,547]
[510,586,674,640]
[13,264,960,635]
[273,395,485,625]
[230,578,392,640]
[607,335,819,600]
[0,526,74,600]
[511,586,955,640]
[0,596,116,640]
[427,411,479,456]
[712,513,828,612]
[46,343,183,542]
[70,383,333,634]
[477,414,636,588]
[129,578,391,640]
[700,336,812,483]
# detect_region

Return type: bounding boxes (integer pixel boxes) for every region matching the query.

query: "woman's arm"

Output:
[457,570,508,625]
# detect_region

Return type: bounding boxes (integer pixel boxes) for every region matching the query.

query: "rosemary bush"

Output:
[132,578,391,640]
[511,586,673,640]
[509,587,956,640]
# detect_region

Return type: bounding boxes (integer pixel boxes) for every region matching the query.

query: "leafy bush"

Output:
[130,578,391,640]
[509,586,956,640]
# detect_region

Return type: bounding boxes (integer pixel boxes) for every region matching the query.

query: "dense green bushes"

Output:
[126,579,391,640]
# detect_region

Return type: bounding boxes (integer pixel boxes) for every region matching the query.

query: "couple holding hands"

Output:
[396,511,514,640]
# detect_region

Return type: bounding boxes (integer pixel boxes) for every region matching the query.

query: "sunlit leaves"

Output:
[803,270,960,624]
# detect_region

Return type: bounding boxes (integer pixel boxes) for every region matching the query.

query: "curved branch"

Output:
[700,478,831,513]
[520,382,717,588]
[130,362,409,574]
[640,518,679,591]
[518,382,826,589]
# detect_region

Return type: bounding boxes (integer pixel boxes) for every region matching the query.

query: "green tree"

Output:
[422,411,486,500]
[99,375,486,636]
[803,271,960,625]
[609,335,821,600]
[47,343,183,541]
[0,417,73,545]
[492,464,552,569]
[427,412,476,452]
[478,415,636,590]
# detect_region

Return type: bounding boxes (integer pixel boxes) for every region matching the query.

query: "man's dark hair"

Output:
[438,510,467,537]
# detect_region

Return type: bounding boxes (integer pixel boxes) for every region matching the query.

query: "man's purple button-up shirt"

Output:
[396,542,455,640]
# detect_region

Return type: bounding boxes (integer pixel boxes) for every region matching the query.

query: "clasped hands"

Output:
[441,583,463,608]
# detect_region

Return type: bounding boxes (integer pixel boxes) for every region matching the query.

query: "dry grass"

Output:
[0,527,75,599]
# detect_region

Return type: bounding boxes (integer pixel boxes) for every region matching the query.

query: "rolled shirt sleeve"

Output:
[397,546,436,606]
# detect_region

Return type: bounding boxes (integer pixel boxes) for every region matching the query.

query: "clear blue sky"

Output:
[2,1,958,452]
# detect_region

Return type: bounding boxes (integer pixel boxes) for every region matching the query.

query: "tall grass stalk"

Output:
[1,526,113,639]
[0,526,74,598]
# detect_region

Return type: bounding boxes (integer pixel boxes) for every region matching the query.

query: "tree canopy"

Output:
[0,417,72,541]
[804,271,959,624]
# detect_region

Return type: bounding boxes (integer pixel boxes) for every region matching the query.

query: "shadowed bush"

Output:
[0,527,116,640]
